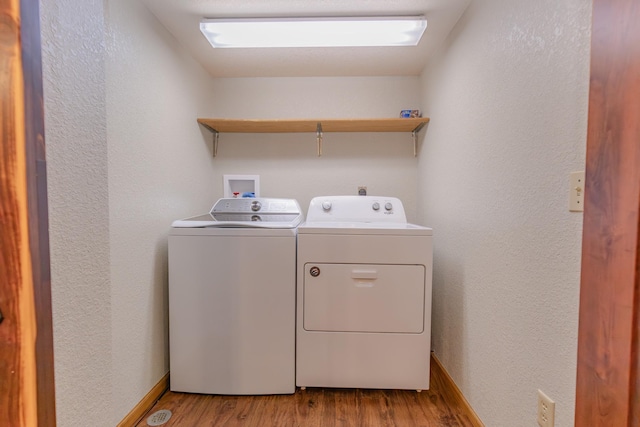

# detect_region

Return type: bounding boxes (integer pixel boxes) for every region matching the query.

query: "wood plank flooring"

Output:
[135,356,482,427]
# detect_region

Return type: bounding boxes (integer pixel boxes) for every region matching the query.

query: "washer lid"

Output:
[172,198,303,228]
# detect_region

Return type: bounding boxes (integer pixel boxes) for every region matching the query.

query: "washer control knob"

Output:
[251,201,262,212]
[372,202,380,211]
[385,202,393,211]
[322,201,332,211]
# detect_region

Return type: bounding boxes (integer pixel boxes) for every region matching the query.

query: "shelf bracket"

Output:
[411,122,427,157]
[412,130,418,157]
[316,122,323,157]
[199,122,220,157]
[212,129,219,157]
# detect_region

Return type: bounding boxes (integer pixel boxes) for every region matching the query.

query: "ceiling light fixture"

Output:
[199,16,427,48]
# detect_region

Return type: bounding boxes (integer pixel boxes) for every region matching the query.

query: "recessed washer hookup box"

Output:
[223,174,260,198]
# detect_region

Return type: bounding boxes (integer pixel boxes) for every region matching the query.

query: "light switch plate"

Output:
[569,171,585,212]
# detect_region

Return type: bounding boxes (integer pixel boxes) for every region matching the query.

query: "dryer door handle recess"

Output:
[350,269,378,280]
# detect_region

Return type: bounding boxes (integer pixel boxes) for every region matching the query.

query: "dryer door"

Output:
[303,263,425,333]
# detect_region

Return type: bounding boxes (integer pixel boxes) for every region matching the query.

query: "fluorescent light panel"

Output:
[200,16,427,48]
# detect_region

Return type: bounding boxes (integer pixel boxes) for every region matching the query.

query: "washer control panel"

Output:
[306,196,407,223]
[212,198,300,214]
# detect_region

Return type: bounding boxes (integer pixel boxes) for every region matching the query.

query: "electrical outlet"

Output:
[358,186,367,196]
[569,171,585,212]
[537,390,555,427]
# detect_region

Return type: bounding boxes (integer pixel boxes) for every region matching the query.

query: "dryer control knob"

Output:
[385,202,393,211]
[322,201,332,211]
[251,201,262,212]
[372,202,380,211]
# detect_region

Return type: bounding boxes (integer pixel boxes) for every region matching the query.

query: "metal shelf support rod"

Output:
[213,130,219,157]
[316,123,323,157]
[412,131,417,157]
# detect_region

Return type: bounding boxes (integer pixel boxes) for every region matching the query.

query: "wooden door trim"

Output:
[0,0,56,424]
[21,0,57,423]
[575,0,640,425]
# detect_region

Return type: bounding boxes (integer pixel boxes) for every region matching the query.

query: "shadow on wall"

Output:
[431,250,466,383]
[152,236,170,371]
[198,131,418,160]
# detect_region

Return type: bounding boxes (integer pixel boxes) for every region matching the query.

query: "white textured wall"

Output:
[106,0,216,423]
[41,1,112,425]
[42,0,216,424]
[209,77,422,222]
[419,1,591,425]
[40,0,591,424]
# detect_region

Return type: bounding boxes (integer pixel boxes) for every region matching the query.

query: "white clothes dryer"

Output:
[296,196,433,391]
[169,198,302,395]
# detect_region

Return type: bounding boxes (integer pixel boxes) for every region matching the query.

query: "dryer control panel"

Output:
[306,196,407,223]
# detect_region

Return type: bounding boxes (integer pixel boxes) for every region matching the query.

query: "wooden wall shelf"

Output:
[196,117,430,157]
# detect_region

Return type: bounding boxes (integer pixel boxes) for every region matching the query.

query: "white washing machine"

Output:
[296,196,433,391]
[168,198,303,395]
